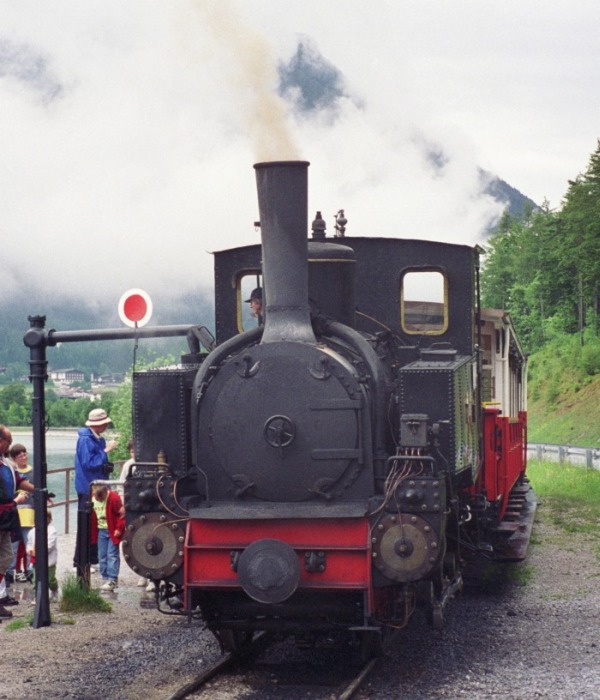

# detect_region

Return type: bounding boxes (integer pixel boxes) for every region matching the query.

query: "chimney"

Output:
[253,160,316,344]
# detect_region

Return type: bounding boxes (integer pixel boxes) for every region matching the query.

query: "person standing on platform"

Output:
[3,445,24,587]
[91,484,125,591]
[10,443,34,582]
[73,409,118,574]
[0,426,34,621]
[27,508,59,601]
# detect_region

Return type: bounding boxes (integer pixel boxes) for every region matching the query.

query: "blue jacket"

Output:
[0,460,28,524]
[75,427,109,496]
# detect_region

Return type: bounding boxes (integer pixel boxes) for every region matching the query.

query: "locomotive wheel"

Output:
[360,630,384,661]
[444,552,457,580]
[214,629,254,654]
[432,564,444,597]
[416,580,434,608]
[431,605,444,630]
[431,537,448,597]
[417,580,439,628]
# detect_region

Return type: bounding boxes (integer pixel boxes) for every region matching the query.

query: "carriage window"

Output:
[238,272,263,333]
[401,270,448,334]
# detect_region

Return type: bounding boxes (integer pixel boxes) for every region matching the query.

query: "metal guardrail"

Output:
[527,443,600,470]
[47,461,125,534]
[47,466,76,534]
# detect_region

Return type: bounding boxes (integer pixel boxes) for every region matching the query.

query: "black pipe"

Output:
[254,161,316,344]
[25,315,51,627]
[24,323,194,347]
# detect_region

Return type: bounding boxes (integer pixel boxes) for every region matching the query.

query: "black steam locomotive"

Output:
[122,161,534,655]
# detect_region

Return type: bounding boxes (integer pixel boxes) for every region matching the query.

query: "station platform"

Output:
[57,531,145,586]
[5,530,149,607]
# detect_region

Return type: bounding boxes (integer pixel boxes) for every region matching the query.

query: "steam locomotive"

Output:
[122,160,534,655]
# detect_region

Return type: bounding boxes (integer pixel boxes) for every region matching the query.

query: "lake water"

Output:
[12,429,96,535]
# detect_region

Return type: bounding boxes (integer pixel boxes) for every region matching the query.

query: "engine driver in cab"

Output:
[246,287,263,324]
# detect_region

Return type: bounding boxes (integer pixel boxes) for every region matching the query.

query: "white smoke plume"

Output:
[2,0,593,317]
[191,1,300,162]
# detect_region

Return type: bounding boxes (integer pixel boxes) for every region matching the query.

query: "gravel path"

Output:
[1,507,599,700]
[361,507,600,700]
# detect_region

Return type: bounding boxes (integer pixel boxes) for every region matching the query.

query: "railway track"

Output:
[164,632,387,700]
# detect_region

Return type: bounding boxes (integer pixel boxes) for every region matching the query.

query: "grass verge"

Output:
[4,616,33,632]
[527,459,600,560]
[59,574,113,613]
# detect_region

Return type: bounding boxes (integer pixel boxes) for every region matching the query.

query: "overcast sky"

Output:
[1,1,599,312]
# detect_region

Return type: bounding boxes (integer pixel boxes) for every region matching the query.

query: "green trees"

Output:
[104,382,133,461]
[0,382,106,430]
[0,383,29,426]
[559,144,600,341]
[0,354,174,464]
[481,139,600,352]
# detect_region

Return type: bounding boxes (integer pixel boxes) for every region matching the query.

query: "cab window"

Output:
[401,269,447,334]
[238,272,263,333]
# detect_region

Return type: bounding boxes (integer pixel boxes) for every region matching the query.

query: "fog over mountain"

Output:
[278,40,363,118]
[2,1,563,333]
[278,40,536,226]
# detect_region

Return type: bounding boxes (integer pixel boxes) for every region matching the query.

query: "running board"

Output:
[492,480,537,562]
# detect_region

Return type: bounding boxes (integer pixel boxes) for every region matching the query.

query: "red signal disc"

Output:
[118,288,153,328]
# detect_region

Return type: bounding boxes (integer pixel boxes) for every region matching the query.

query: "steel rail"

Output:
[164,651,235,700]
[337,657,380,700]
[164,631,271,699]
[163,629,389,700]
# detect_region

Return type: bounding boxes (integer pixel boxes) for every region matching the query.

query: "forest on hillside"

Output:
[0,291,211,383]
[481,139,600,354]
[481,140,600,446]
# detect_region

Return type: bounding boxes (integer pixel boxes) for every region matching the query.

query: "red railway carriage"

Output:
[122,161,534,654]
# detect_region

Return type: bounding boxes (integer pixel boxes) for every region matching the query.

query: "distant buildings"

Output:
[54,387,101,401]
[49,368,98,401]
[92,374,124,386]
[49,368,85,384]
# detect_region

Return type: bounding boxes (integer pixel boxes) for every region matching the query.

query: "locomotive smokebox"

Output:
[254,160,316,344]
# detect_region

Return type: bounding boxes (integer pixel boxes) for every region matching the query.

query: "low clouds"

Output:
[0,40,63,103]
[1,1,596,317]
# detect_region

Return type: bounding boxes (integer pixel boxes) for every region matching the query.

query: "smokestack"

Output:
[254,161,316,344]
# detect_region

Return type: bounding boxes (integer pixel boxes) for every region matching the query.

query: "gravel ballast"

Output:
[1,511,599,699]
